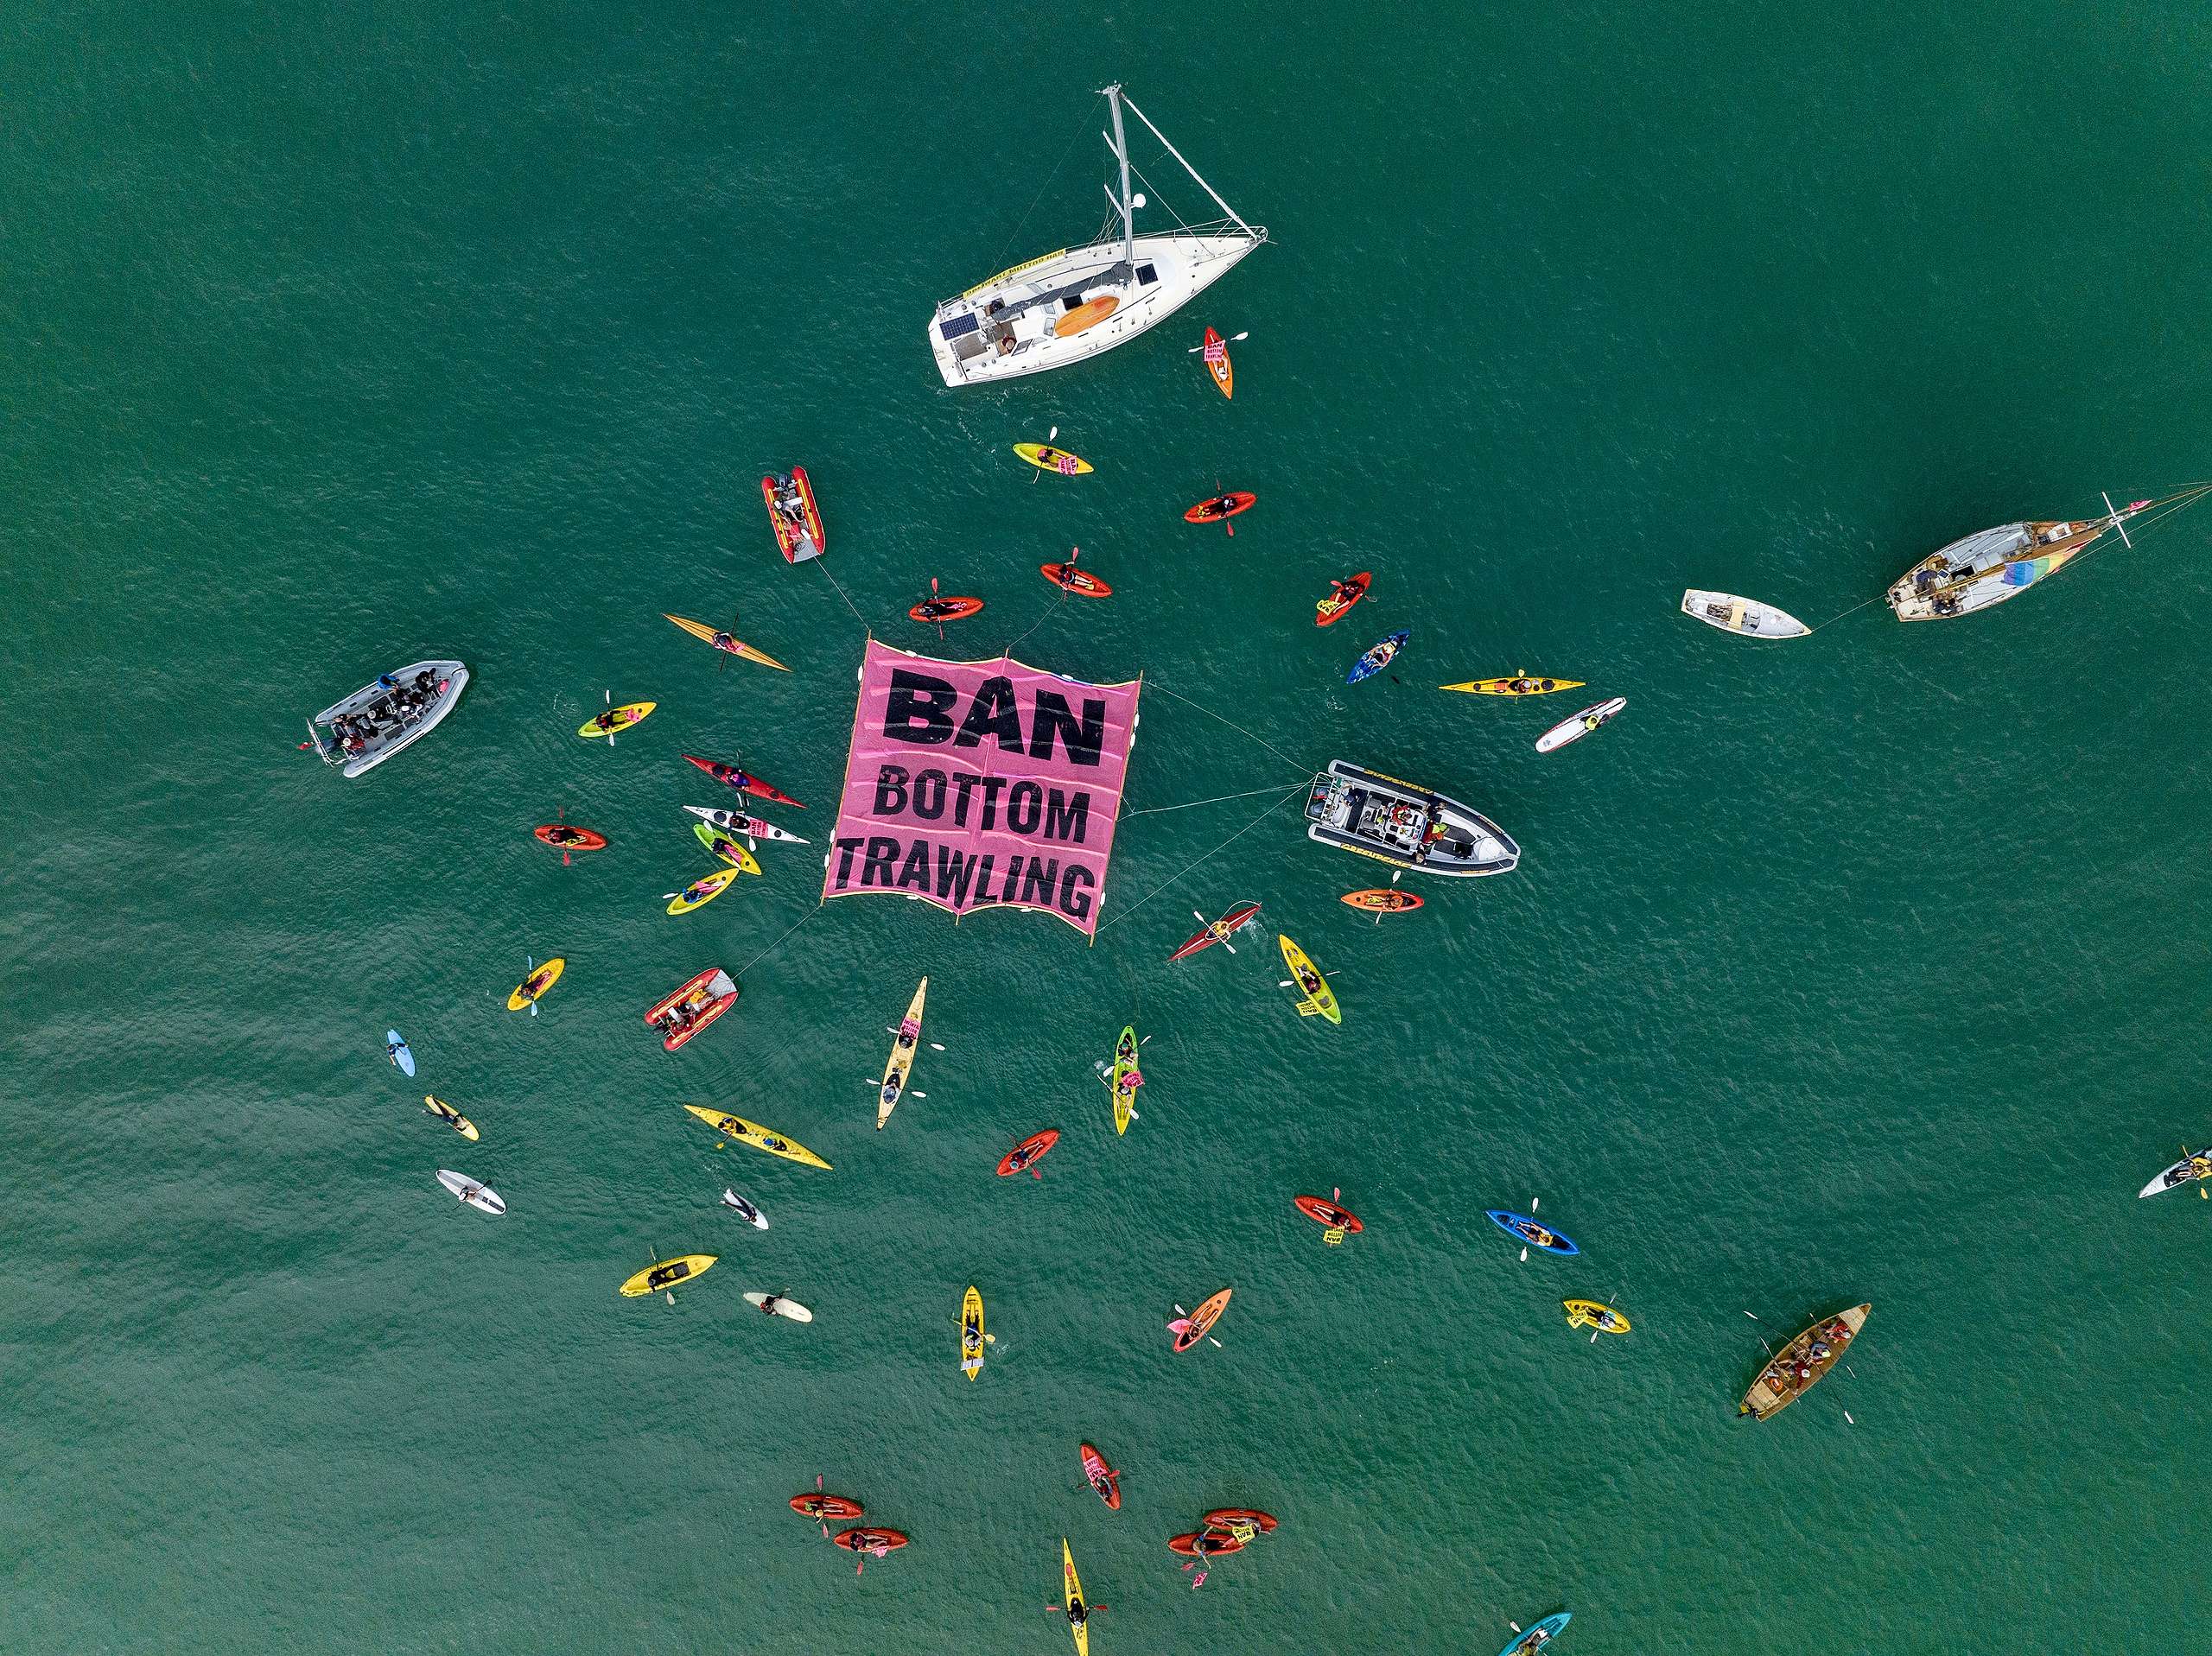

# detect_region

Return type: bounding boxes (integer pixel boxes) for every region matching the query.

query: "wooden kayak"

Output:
[1053,295,1119,336]
[662,613,790,670]
[1739,1304,1869,1420]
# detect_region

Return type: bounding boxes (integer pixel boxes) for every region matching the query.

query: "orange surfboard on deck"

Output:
[1054,295,1120,338]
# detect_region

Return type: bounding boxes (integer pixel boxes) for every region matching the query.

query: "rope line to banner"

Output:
[813,561,871,630]
[737,904,823,979]
[1121,784,1304,818]
[1142,680,1316,776]
[1096,784,1306,936]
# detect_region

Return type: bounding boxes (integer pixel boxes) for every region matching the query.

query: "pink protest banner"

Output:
[823,640,1141,936]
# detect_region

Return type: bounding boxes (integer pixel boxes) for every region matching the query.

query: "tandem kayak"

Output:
[1185,491,1255,524]
[998,1129,1059,1177]
[683,1107,833,1169]
[1485,1209,1578,1256]
[1109,1024,1141,1136]
[683,753,804,809]
[693,821,764,875]
[1170,900,1260,961]
[878,976,928,1130]
[1347,629,1408,684]
[662,613,791,670]
[1535,697,1626,754]
[1315,571,1370,627]
[1440,674,1584,696]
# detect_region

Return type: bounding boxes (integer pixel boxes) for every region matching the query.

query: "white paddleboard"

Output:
[437,1169,505,1215]
[1680,589,1810,638]
[386,1030,416,1077]
[1535,697,1626,753]
[682,806,810,844]
[745,1291,813,1323]
[2139,1151,2212,1198]
[721,1189,770,1229]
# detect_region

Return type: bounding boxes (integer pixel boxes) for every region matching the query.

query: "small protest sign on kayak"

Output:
[823,640,1141,937]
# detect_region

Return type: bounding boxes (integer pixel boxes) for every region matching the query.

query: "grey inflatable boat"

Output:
[308,660,468,777]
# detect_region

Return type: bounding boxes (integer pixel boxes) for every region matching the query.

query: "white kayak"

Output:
[2139,1147,2212,1198]
[682,806,809,845]
[1535,696,1627,753]
[721,1189,770,1229]
[745,1291,813,1323]
[437,1169,505,1215]
[1680,589,1810,638]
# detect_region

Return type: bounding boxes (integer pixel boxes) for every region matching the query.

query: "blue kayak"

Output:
[385,1030,416,1078]
[1346,629,1408,685]
[1484,1209,1578,1256]
[1497,1613,1570,1656]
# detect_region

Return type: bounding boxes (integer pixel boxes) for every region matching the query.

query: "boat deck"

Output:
[313,661,467,778]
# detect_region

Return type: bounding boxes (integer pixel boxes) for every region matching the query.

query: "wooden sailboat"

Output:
[1738,1304,1869,1420]
[928,84,1266,386]
[1882,490,2212,621]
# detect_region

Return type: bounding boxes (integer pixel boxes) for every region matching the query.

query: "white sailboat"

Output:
[927,84,1266,388]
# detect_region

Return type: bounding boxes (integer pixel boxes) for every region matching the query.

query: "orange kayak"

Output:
[1201,327,1234,399]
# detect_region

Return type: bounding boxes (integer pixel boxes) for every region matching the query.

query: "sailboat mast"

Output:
[1121,93,1259,240]
[1103,83,1135,270]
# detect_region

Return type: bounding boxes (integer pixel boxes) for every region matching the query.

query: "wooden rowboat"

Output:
[1739,1304,1869,1420]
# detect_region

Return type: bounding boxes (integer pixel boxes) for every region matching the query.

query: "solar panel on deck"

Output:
[938,313,978,341]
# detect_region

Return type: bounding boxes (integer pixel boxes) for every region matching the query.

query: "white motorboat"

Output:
[927,84,1265,388]
[1304,760,1518,878]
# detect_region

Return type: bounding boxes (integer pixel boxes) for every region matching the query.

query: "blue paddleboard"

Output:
[386,1030,416,1078]
[1497,1612,1570,1656]
[1345,629,1408,685]
[1484,1209,1578,1256]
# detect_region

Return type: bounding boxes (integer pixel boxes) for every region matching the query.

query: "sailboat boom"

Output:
[1120,93,1259,239]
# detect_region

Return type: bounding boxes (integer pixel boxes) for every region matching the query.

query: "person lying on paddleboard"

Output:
[756,1294,785,1317]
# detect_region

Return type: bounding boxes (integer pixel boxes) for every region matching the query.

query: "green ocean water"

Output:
[8,3,2212,1651]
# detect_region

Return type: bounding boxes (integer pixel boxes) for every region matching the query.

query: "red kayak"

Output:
[683,752,804,809]
[1314,571,1371,627]
[1168,900,1261,962]
[1342,889,1423,914]
[1169,1531,1246,1558]
[1184,491,1255,524]
[831,1526,908,1555]
[645,968,739,1052]
[1039,562,1112,598]
[997,1129,1059,1178]
[532,824,607,852]
[1080,1443,1122,1511]
[1203,1508,1278,1533]
[909,595,984,623]
[1294,1194,1363,1234]
[791,1493,864,1520]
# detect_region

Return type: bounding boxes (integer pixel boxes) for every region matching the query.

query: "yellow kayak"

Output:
[879,977,928,1130]
[667,867,741,915]
[692,822,763,875]
[578,700,656,738]
[662,613,790,671]
[683,1106,833,1169]
[1110,1025,1140,1136]
[1062,1539,1089,1656]
[1279,934,1341,1025]
[618,1253,717,1298]
[961,1285,984,1380]
[1014,442,1093,476]
[505,956,565,1011]
[422,1095,480,1142]
[1438,675,1585,696]
[1564,1299,1630,1335]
